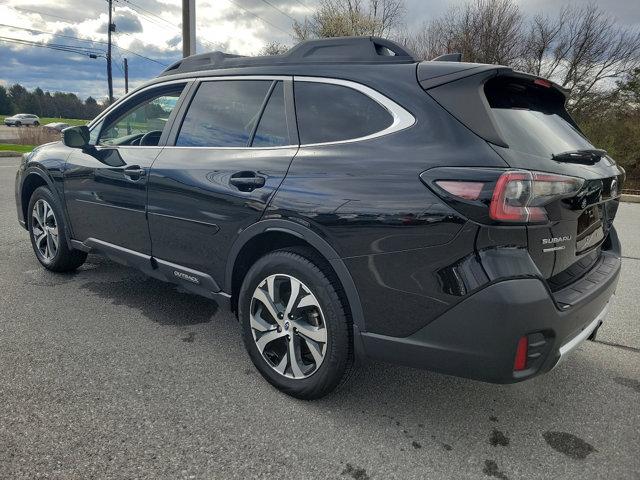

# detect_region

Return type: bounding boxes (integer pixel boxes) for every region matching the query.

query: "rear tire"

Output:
[27,186,87,272]
[239,248,353,399]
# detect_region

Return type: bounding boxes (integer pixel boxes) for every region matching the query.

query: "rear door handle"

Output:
[123,165,146,180]
[229,172,265,192]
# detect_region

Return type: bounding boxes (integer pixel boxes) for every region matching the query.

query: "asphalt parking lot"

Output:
[0,155,638,480]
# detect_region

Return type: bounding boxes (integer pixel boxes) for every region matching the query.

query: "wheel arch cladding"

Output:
[226,220,366,333]
[22,170,74,248]
[21,172,49,223]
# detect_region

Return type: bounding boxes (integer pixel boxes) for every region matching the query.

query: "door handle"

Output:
[123,165,146,180]
[229,172,265,192]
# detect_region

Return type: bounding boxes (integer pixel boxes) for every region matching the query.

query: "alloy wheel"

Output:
[250,274,328,379]
[31,199,59,262]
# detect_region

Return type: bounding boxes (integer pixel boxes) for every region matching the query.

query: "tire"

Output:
[15,121,21,127]
[239,247,354,399]
[33,121,40,127]
[27,186,87,272]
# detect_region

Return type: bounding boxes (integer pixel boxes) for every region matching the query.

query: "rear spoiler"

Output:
[431,53,462,62]
[418,64,572,148]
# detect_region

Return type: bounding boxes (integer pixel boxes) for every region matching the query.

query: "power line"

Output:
[112,0,219,50]
[292,0,314,12]
[0,23,107,50]
[0,35,104,58]
[0,20,168,66]
[256,0,299,23]
[222,0,293,36]
[15,7,84,24]
[112,0,178,33]
[118,0,178,31]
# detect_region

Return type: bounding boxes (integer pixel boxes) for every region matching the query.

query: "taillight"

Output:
[434,180,484,200]
[489,170,583,223]
[420,167,584,225]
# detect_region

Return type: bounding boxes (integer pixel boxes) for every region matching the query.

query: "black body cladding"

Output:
[15,37,622,386]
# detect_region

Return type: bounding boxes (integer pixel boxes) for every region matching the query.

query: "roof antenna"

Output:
[431,53,462,62]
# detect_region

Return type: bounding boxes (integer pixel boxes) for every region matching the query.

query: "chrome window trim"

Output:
[160,145,299,150]
[88,78,192,129]
[88,74,415,149]
[293,76,415,147]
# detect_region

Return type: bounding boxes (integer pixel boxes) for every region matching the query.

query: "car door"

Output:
[147,77,298,286]
[64,82,189,254]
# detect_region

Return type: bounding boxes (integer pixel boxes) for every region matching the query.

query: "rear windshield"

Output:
[485,78,594,158]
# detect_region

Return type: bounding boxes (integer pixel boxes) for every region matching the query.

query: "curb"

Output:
[0,151,23,157]
[621,194,640,203]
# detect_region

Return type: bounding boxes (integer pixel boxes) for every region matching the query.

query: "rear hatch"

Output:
[419,64,625,288]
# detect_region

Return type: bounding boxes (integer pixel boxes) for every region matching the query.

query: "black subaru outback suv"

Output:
[15,37,623,399]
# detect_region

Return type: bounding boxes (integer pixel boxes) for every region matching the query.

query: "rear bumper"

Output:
[360,250,620,383]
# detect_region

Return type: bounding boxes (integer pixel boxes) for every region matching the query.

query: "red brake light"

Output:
[435,180,484,200]
[514,336,528,371]
[489,170,583,223]
[534,78,552,88]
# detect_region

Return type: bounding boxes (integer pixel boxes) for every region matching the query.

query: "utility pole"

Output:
[107,0,114,103]
[124,58,129,93]
[182,0,196,58]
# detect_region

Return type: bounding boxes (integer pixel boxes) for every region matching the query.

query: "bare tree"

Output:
[259,41,290,56]
[407,0,523,63]
[518,10,567,76]
[293,0,405,41]
[407,1,640,112]
[522,3,640,112]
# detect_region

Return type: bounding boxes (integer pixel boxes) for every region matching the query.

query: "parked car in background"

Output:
[43,122,70,133]
[4,114,40,127]
[14,37,624,399]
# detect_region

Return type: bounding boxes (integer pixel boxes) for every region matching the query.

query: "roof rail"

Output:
[160,36,417,76]
[431,53,463,62]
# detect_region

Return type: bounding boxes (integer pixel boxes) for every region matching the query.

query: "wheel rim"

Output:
[31,199,59,262]
[250,274,328,379]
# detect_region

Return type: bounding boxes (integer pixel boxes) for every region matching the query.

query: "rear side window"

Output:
[176,80,272,147]
[252,82,289,147]
[294,81,393,144]
[485,78,593,158]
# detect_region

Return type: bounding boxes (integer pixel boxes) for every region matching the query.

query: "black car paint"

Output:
[15,59,623,384]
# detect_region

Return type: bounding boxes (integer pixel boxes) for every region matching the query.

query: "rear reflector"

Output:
[435,180,484,200]
[514,336,528,371]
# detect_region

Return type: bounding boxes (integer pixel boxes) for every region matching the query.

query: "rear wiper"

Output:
[552,149,607,164]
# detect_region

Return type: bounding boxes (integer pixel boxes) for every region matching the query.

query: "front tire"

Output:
[27,186,87,272]
[33,121,40,127]
[239,248,353,399]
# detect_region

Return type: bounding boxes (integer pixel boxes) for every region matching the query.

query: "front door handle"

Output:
[123,165,146,180]
[229,171,265,192]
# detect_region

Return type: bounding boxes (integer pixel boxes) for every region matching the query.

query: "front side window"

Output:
[176,80,274,147]
[99,85,184,146]
[294,81,393,144]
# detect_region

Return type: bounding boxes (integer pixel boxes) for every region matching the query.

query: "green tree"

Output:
[0,86,13,115]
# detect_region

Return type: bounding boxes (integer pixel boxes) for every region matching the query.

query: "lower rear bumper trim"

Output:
[557,296,612,360]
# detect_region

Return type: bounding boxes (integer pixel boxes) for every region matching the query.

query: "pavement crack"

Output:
[621,255,640,261]
[592,339,640,353]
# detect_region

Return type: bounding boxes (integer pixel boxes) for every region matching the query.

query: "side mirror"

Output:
[62,125,90,148]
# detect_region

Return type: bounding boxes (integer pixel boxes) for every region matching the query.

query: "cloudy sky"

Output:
[0,0,638,101]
